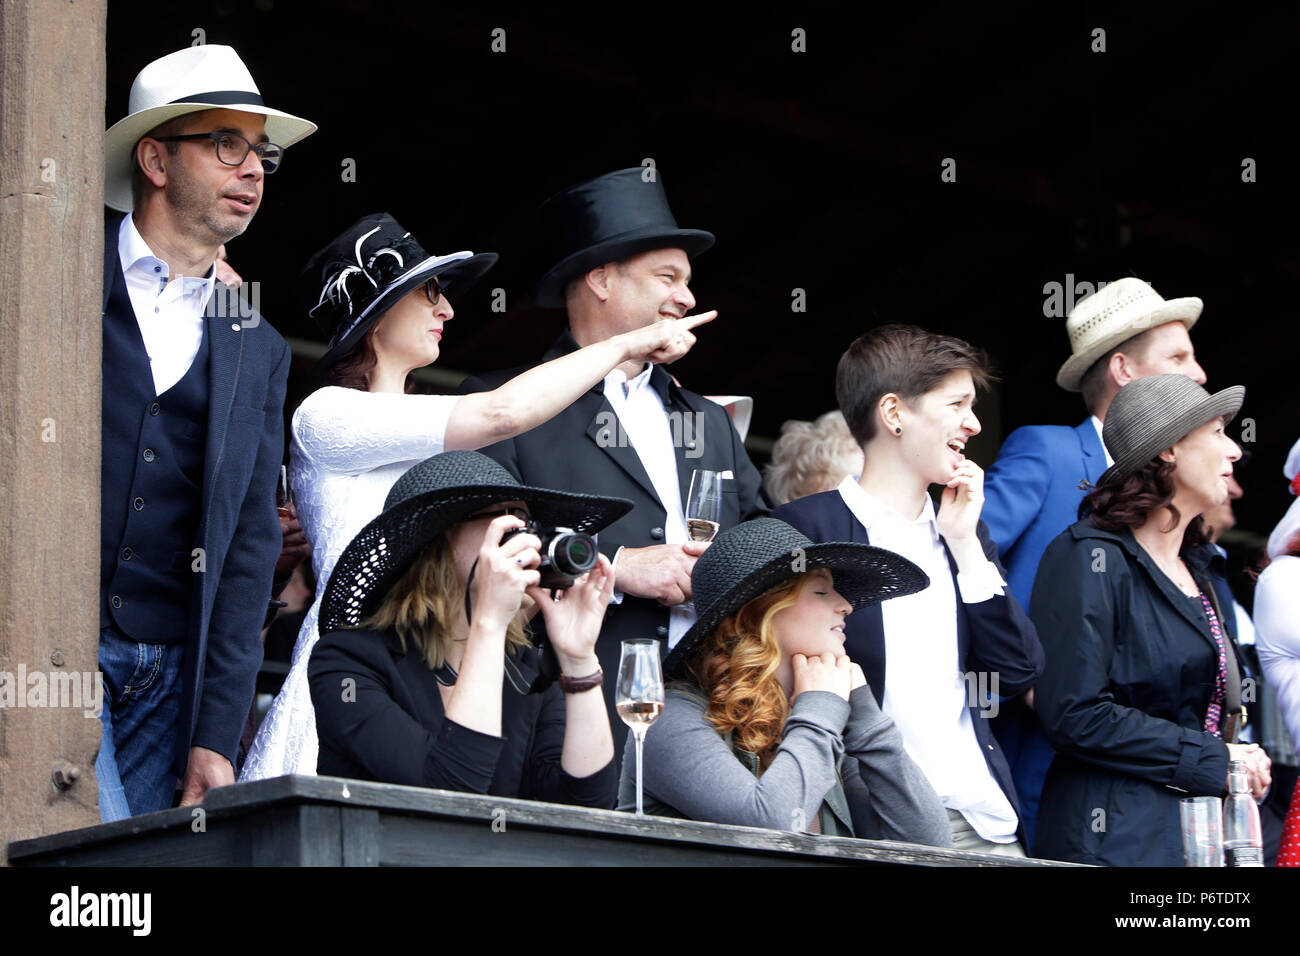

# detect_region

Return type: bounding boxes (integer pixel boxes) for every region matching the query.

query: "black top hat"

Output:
[663,518,930,680]
[299,212,498,372]
[533,168,715,309]
[319,451,633,633]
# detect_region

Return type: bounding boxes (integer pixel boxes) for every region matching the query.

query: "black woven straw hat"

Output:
[1100,373,1245,484]
[319,451,633,633]
[532,168,715,309]
[300,212,498,372]
[663,518,930,679]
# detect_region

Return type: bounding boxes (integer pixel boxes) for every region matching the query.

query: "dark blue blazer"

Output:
[773,489,1045,844]
[103,216,289,774]
[982,419,1107,614]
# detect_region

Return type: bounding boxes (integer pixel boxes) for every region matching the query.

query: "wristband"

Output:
[557,668,603,694]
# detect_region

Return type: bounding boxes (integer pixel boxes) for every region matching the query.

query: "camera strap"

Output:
[460,556,535,696]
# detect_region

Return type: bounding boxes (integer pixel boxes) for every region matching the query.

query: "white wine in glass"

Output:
[685,469,723,543]
[616,638,665,817]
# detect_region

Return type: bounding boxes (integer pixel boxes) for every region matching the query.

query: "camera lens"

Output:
[551,532,597,575]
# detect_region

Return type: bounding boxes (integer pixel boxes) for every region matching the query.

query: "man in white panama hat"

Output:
[96,44,315,821]
[981,275,1207,851]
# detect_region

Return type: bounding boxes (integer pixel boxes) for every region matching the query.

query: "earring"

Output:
[895,427,902,435]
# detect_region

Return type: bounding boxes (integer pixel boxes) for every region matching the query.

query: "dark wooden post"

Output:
[0,0,108,861]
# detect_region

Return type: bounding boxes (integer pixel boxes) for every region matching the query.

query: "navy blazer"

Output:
[773,489,1045,843]
[103,216,289,774]
[982,419,1107,614]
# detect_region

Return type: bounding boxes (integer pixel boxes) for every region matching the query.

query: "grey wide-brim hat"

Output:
[319,451,632,633]
[663,518,929,679]
[1099,374,1245,484]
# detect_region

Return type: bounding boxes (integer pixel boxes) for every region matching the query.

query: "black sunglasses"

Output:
[424,278,449,306]
[153,130,283,173]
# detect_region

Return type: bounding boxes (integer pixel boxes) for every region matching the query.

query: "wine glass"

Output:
[685,469,723,543]
[276,464,293,519]
[616,638,665,817]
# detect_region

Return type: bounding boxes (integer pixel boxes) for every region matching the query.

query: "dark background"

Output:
[106,1,1300,544]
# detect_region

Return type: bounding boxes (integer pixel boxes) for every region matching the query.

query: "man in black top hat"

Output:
[97,45,315,820]
[461,168,769,755]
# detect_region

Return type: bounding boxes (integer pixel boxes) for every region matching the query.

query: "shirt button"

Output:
[656,625,668,637]
[154,306,160,313]
[121,547,132,561]
[154,266,161,273]
[133,497,144,511]
[650,527,665,540]
[111,595,123,609]
[150,403,160,415]
[686,441,697,450]
[142,449,155,462]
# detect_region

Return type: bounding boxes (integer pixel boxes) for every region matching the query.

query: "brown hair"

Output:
[1082,457,1208,549]
[359,532,530,670]
[685,576,806,772]
[325,325,414,393]
[836,324,994,447]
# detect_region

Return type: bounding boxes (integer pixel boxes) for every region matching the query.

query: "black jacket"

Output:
[773,490,1044,846]
[309,627,616,807]
[1031,519,1233,866]
[459,331,769,755]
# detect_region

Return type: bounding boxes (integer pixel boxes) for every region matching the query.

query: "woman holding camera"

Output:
[308,451,632,802]
[243,213,708,780]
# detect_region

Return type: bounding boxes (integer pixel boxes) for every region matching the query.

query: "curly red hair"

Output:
[684,575,809,772]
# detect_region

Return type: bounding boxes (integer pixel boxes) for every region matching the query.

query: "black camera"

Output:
[501,521,599,589]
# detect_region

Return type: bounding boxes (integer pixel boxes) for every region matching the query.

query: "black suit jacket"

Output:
[460,331,769,751]
[773,489,1045,844]
[103,216,289,773]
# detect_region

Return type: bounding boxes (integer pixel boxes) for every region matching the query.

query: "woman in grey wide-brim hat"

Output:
[615,517,953,846]
[1030,374,1273,866]
[241,212,712,782]
[308,451,632,805]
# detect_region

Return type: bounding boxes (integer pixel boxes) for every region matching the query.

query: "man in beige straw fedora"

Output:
[97,44,315,821]
[981,275,1206,851]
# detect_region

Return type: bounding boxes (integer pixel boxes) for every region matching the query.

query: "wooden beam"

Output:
[0,0,108,862]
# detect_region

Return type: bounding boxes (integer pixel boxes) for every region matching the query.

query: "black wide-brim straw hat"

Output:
[1099,374,1245,484]
[319,451,633,633]
[533,168,715,309]
[663,518,930,679]
[299,212,498,373]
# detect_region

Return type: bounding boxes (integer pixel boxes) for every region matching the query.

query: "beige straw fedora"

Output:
[1056,277,1202,392]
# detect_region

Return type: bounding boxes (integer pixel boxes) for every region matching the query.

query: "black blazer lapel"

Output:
[103,216,123,313]
[843,505,888,708]
[202,289,244,514]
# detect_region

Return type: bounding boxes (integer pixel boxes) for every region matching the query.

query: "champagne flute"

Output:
[616,638,665,817]
[276,465,293,519]
[685,469,722,543]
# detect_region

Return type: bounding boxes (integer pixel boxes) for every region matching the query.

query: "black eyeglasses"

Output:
[424,278,448,307]
[152,131,284,173]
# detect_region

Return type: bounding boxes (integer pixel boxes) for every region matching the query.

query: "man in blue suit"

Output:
[97,46,315,820]
[983,276,1207,850]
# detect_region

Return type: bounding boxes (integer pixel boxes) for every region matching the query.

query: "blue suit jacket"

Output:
[773,489,1045,844]
[103,217,289,774]
[982,420,1106,614]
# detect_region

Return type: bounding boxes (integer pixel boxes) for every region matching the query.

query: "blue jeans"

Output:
[96,625,185,822]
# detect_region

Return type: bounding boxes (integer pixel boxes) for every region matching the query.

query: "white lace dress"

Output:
[240,386,459,780]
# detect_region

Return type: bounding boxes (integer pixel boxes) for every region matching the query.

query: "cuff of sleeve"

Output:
[1167,727,1230,794]
[560,759,618,809]
[788,690,851,734]
[609,546,626,605]
[957,560,1007,604]
[425,718,504,793]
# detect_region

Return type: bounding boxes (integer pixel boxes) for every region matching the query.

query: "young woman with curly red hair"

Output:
[616,517,952,845]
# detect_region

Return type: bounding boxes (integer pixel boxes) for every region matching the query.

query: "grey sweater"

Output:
[618,683,952,847]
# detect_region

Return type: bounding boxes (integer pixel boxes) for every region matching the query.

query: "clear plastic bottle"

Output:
[1222,759,1264,867]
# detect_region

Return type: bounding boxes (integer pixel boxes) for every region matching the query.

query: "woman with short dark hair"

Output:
[1032,374,1271,865]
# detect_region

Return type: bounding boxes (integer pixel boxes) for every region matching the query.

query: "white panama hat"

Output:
[104,44,316,212]
[1055,277,1202,392]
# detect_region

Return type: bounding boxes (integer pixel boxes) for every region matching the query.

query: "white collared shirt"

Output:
[118,214,216,395]
[1090,415,1116,468]
[836,476,1020,843]
[603,364,695,648]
